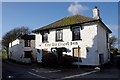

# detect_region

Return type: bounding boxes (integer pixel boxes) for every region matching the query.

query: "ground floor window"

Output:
[42,49,48,55]
[73,47,82,62]
[24,51,32,58]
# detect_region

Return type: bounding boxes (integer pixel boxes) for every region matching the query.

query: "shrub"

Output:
[42,53,58,67]
[2,49,8,59]
[59,55,73,66]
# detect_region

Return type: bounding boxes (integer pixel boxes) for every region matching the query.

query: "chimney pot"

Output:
[94,6,98,8]
[93,6,101,19]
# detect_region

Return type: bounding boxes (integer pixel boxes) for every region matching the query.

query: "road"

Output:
[2,58,120,80]
[2,59,94,79]
[2,59,40,78]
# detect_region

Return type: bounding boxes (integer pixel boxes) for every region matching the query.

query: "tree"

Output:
[2,26,31,58]
[109,35,117,49]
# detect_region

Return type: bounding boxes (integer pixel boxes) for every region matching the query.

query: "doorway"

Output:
[99,54,104,64]
[24,51,34,62]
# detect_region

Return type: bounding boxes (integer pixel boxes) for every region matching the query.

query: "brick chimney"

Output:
[93,6,100,19]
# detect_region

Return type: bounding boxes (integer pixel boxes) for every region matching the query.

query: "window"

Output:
[73,47,82,62]
[42,49,48,56]
[25,40,31,47]
[56,29,63,41]
[73,48,79,57]
[72,27,81,41]
[42,32,48,42]
[24,51,32,58]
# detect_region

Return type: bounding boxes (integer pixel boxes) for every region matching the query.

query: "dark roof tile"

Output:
[32,14,112,33]
[33,14,95,32]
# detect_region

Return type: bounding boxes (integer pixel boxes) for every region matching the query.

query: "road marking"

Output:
[7,76,14,78]
[56,70,99,80]
[32,68,61,73]
[44,70,61,73]
[28,72,47,79]
[31,69,39,72]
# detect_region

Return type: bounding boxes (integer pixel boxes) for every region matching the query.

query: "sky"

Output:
[2,2,118,38]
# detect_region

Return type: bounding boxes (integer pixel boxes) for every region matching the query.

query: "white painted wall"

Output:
[77,24,98,65]
[35,23,102,65]
[9,39,36,63]
[97,24,110,64]
[9,39,21,61]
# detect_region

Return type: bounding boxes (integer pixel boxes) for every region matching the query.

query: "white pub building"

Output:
[33,6,112,66]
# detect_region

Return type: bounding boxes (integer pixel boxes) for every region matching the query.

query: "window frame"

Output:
[24,51,32,58]
[56,29,63,42]
[42,32,48,43]
[72,47,82,62]
[72,26,81,41]
[24,40,31,47]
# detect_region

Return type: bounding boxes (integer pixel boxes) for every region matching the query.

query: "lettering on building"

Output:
[41,42,78,47]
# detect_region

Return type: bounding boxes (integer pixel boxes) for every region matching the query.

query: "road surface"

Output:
[2,57,120,80]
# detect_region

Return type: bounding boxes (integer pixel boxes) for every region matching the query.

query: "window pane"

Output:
[44,33,48,41]
[56,29,63,41]
[73,48,82,62]
[25,40,31,47]
[74,48,78,57]
[72,27,80,40]
[24,51,31,58]
[42,32,48,42]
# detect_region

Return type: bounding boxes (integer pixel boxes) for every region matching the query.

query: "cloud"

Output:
[68,2,89,15]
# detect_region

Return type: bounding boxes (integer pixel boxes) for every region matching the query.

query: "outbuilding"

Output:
[9,34,37,63]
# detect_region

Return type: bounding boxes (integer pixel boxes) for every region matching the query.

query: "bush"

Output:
[59,55,73,66]
[42,53,58,67]
[2,49,8,59]
[42,53,73,67]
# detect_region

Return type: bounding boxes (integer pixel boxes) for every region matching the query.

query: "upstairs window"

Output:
[25,40,31,47]
[72,27,81,41]
[42,32,48,42]
[56,29,63,41]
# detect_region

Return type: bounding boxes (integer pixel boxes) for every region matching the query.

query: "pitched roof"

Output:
[32,14,112,33]
[17,34,35,40]
[20,34,35,40]
[32,14,95,32]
